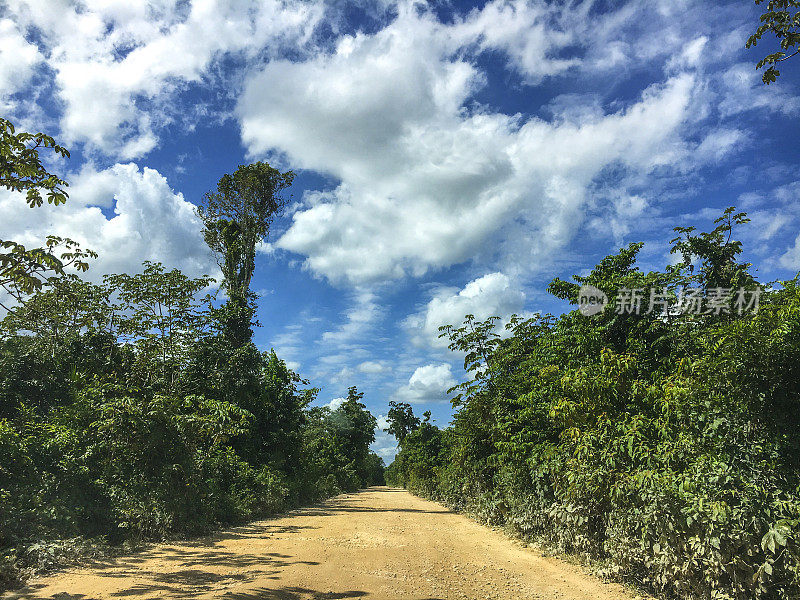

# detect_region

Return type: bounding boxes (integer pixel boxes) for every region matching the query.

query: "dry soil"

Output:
[4,487,648,600]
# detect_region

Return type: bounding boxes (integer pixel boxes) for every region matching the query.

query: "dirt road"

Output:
[5,487,644,600]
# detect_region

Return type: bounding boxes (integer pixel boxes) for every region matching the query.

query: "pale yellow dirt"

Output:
[4,487,648,600]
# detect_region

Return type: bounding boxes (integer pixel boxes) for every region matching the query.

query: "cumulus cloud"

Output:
[3,1,778,288]
[4,0,321,157]
[453,0,580,83]
[0,163,215,280]
[238,0,705,285]
[327,396,346,411]
[284,360,301,373]
[358,361,391,374]
[0,17,42,96]
[405,272,528,349]
[392,363,457,404]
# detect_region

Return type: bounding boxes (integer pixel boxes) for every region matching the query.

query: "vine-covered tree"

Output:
[196,163,294,346]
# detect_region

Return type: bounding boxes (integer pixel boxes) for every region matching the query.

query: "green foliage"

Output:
[196,162,294,347]
[0,119,383,591]
[0,259,382,588]
[0,117,69,208]
[748,0,800,83]
[0,237,96,310]
[106,263,214,391]
[0,118,95,308]
[388,209,800,599]
[385,401,420,443]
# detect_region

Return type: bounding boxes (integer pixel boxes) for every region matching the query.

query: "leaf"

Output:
[761,527,788,554]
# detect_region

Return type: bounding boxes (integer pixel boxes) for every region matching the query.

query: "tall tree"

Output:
[196,163,293,346]
[385,401,420,443]
[106,262,214,391]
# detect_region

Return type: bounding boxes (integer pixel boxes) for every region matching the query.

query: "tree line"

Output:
[0,118,383,589]
[385,210,800,599]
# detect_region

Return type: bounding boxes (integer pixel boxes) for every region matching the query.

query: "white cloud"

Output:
[694,128,746,163]
[0,17,42,96]
[392,363,456,404]
[0,163,215,280]
[358,361,391,374]
[371,416,398,463]
[405,272,528,349]
[453,0,580,84]
[780,234,800,272]
[612,194,649,242]
[284,360,301,373]
[5,0,322,157]
[66,164,125,208]
[327,396,346,411]
[718,63,800,118]
[270,324,304,359]
[321,290,383,344]
[238,0,703,285]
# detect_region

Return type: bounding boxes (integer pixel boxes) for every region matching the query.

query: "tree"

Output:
[1,237,95,311]
[385,401,420,443]
[196,163,294,346]
[0,118,95,307]
[330,386,378,486]
[669,206,755,291]
[337,387,377,457]
[0,117,69,207]
[747,0,800,83]
[0,274,112,350]
[105,262,214,391]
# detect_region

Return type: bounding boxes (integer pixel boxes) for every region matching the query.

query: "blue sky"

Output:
[2,0,800,461]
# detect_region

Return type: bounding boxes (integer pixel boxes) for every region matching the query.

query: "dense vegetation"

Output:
[386,210,800,599]
[0,118,383,589]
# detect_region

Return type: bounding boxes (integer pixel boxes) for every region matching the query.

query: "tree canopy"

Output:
[196,162,294,346]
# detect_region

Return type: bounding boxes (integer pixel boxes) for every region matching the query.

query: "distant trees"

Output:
[385,406,444,493]
[385,401,420,443]
[337,387,379,482]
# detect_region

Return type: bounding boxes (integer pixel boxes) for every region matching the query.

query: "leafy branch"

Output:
[747,0,800,83]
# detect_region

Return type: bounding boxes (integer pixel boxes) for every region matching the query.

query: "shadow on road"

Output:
[9,587,371,600]
[225,587,368,599]
[7,550,325,600]
[4,489,450,600]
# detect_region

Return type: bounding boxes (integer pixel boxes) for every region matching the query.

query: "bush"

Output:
[386,211,800,599]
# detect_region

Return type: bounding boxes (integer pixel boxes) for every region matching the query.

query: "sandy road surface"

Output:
[5,487,645,600]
